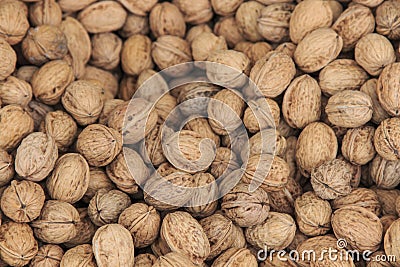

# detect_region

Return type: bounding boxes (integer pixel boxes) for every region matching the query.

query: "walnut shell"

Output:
[63,208,96,248]
[26,100,53,131]
[275,42,297,58]
[30,244,63,267]
[29,0,62,26]
[140,124,166,166]
[31,200,80,244]
[0,0,29,45]
[210,147,240,179]
[235,41,273,67]
[374,188,400,216]
[186,24,212,44]
[0,150,13,187]
[0,37,17,80]
[117,0,156,16]
[360,79,390,124]
[92,224,135,267]
[245,211,296,250]
[119,14,150,38]
[377,63,400,116]
[57,0,96,12]
[118,203,161,248]
[134,254,157,267]
[370,154,400,190]
[83,167,115,203]
[214,17,245,48]
[88,189,131,226]
[60,244,96,267]
[341,126,376,165]
[177,82,219,117]
[294,27,343,73]
[82,65,118,100]
[295,122,338,177]
[121,34,153,76]
[90,32,122,70]
[235,1,264,42]
[376,0,400,40]
[211,0,243,16]
[332,188,381,216]
[15,65,38,83]
[269,177,302,215]
[0,76,32,107]
[78,1,127,33]
[366,251,393,267]
[212,248,258,267]
[244,98,280,133]
[332,206,383,252]
[282,74,321,129]
[99,99,125,125]
[153,252,196,267]
[184,118,220,148]
[173,0,213,24]
[0,222,38,267]
[191,32,227,61]
[149,2,186,38]
[374,118,400,161]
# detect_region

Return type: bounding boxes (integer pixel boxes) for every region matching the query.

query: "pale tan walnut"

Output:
[332,4,375,51]
[192,32,227,62]
[82,66,118,100]
[0,180,44,223]
[0,150,13,187]
[211,0,243,16]
[257,3,294,43]
[325,90,373,128]
[60,17,91,79]
[355,33,396,76]
[118,0,156,16]
[210,147,240,178]
[134,254,157,267]
[136,69,169,102]
[92,224,135,267]
[83,168,115,203]
[366,251,393,267]
[214,17,245,48]
[374,118,400,161]
[90,33,122,70]
[245,211,296,251]
[173,0,213,24]
[161,211,210,265]
[370,154,400,189]
[27,100,53,131]
[41,110,77,151]
[118,203,161,248]
[332,188,381,216]
[289,0,333,44]
[221,182,270,227]
[235,1,264,42]
[294,27,342,73]
[63,208,96,248]
[149,2,186,38]
[260,254,297,267]
[29,0,62,26]
[30,244,63,267]
[0,37,16,80]
[184,118,220,148]
[153,252,196,267]
[294,191,332,236]
[99,99,125,125]
[376,0,400,40]
[244,98,280,133]
[250,52,296,98]
[31,200,80,244]
[78,1,127,33]
[140,124,166,166]
[360,79,390,124]
[382,215,397,236]
[22,25,68,65]
[282,74,321,129]
[275,42,297,58]
[374,188,400,216]
[0,0,29,45]
[269,177,302,215]
[235,42,273,67]
[0,222,38,267]
[151,237,172,257]
[186,24,212,44]
[119,14,150,38]
[377,63,400,116]
[332,206,383,252]
[57,0,95,12]
[2,80,31,114]
[342,126,376,166]
[319,59,369,96]
[60,244,96,267]
[14,132,57,182]
[121,34,153,76]
[295,122,338,177]
[212,248,258,267]
[15,65,38,82]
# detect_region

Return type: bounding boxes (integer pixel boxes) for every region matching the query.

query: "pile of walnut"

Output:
[1,0,400,266]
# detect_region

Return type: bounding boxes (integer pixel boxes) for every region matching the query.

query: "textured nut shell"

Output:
[296,235,341,267]
[376,0,400,40]
[161,211,210,264]
[90,32,122,70]
[377,63,400,116]
[192,32,227,61]
[332,206,383,252]
[294,28,343,73]
[118,0,156,16]
[295,122,338,177]
[99,99,125,125]
[83,167,115,202]
[0,0,29,45]
[122,34,153,76]
[60,244,96,267]
[0,150,13,187]
[186,24,212,44]
[235,41,273,67]
[374,118,400,161]
[360,79,390,124]
[78,1,127,33]
[0,180,45,223]
[184,118,220,148]
[269,177,302,215]
[245,212,296,250]
[118,203,161,248]
[250,52,296,98]
[31,200,80,244]
[244,98,280,133]
[173,0,213,24]
[119,14,150,38]
[282,74,321,129]
[15,65,38,83]
[30,244,63,267]
[153,252,196,267]
[0,38,17,80]
[384,218,400,267]
[370,154,400,190]
[42,110,77,151]
[27,100,53,131]
[134,253,157,267]
[0,222,38,267]
[235,1,264,42]
[0,76,32,107]
[342,126,376,165]
[29,0,61,27]
[210,147,240,180]
[140,124,166,166]
[63,208,96,248]
[149,2,186,38]
[319,59,369,96]
[374,188,400,216]
[92,224,135,267]
[366,251,393,267]
[211,0,243,16]
[31,60,74,105]
[211,248,258,267]
[82,66,118,100]
[214,17,245,48]
[289,0,333,44]
[332,188,381,216]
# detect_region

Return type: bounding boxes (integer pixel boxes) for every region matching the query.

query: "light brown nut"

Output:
[243,98,280,133]
[0,76,32,107]
[295,122,338,177]
[214,17,245,48]
[92,224,135,267]
[376,0,400,40]
[63,208,96,248]
[275,42,297,58]
[31,200,80,244]
[355,33,396,76]
[99,99,126,125]
[0,150,13,187]
[192,32,227,61]
[269,177,302,215]
[134,254,157,267]
[184,118,220,148]
[186,24,212,44]
[60,244,96,267]
[90,33,122,70]
[235,41,273,67]
[30,244,63,267]
[0,0,29,45]
[210,147,240,179]
[58,0,96,13]
[83,167,115,203]
[294,28,343,73]
[250,52,296,98]
[211,248,258,267]
[353,0,383,7]
[118,0,157,16]
[118,203,161,248]
[319,59,369,96]
[211,0,243,16]
[374,188,400,216]
[282,74,321,129]
[374,118,400,161]
[377,63,400,116]
[140,124,166,166]
[15,65,38,83]
[366,251,394,267]
[78,1,127,33]
[235,1,265,42]
[29,0,62,26]
[173,0,213,24]
[332,206,383,252]
[370,154,400,190]
[0,37,17,80]
[325,90,373,128]
[332,188,381,216]
[82,65,118,100]
[76,124,122,167]
[122,34,153,76]
[294,191,332,236]
[360,79,390,124]
[26,100,53,131]
[149,2,186,38]
[245,211,296,250]
[119,14,150,38]
[161,211,210,265]
[289,0,333,44]
[0,222,38,267]
[153,252,196,267]
[311,159,353,200]
[342,126,376,165]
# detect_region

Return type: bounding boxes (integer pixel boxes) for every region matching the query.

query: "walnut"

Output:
[0,150,13,187]
[29,0,62,26]
[153,252,196,267]
[0,37,17,80]
[374,118,400,161]
[119,14,150,38]
[60,244,96,267]
[90,33,122,70]
[134,254,157,267]
[341,126,376,166]
[235,41,273,67]
[212,248,258,267]
[376,0,400,40]
[173,0,213,24]
[63,208,96,248]
[269,177,302,215]
[370,154,400,190]
[191,32,227,61]
[121,34,153,76]
[258,3,294,43]
[332,188,381,216]
[117,0,157,16]
[186,24,212,44]
[149,2,186,38]
[30,244,63,267]
[243,98,280,133]
[235,1,264,42]
[83,168,115,203]
[214,16,245,48]
[210,147,240,179]
[0,76,32,107]
[0,0,29,45]
[360,79,390,125]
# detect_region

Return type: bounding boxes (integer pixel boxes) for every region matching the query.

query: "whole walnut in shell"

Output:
[186,24,212,44]
[140,124,166,166]
[342,126,376,165]
[243,98,280,133]
[121,34,153,76]
[117,0,156,16]
[91,32,122,70]
[0,180,45,223]
[0,150,13,187]
[374,188,400,216]
[370,154,400,190]
[30,244,63,267]
[63,208,96,248]
[153,252,196,267]
[149,2,186,38]
[60,244,96,267]
[269,177,302,215]
[374,118,400,161]
[0,38,17,81]
[376,0,400,41]
[119,14,150,38]
[360,79,390,125]
[0,222,38,267]
[15,65,38,83]
[212,248,258,267]
[0,76,32,107]
[0,0,29,45]
[211,0,243,16]
[46,153,89,204]
[26,100,53,131]
[118,203,161,248]
[15,132,58,182]
[29,0,61,27]
[377,63,400,116]
[31,200,80,244]
[191,32,227,61]
[134,253,157,267]
[173,0,213,24]
[331,188,381,216]
[235,1,264,42]
[235,41,273,67]
[214,17,245,48]
[83,168,115,203]
[210,147,240,180]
